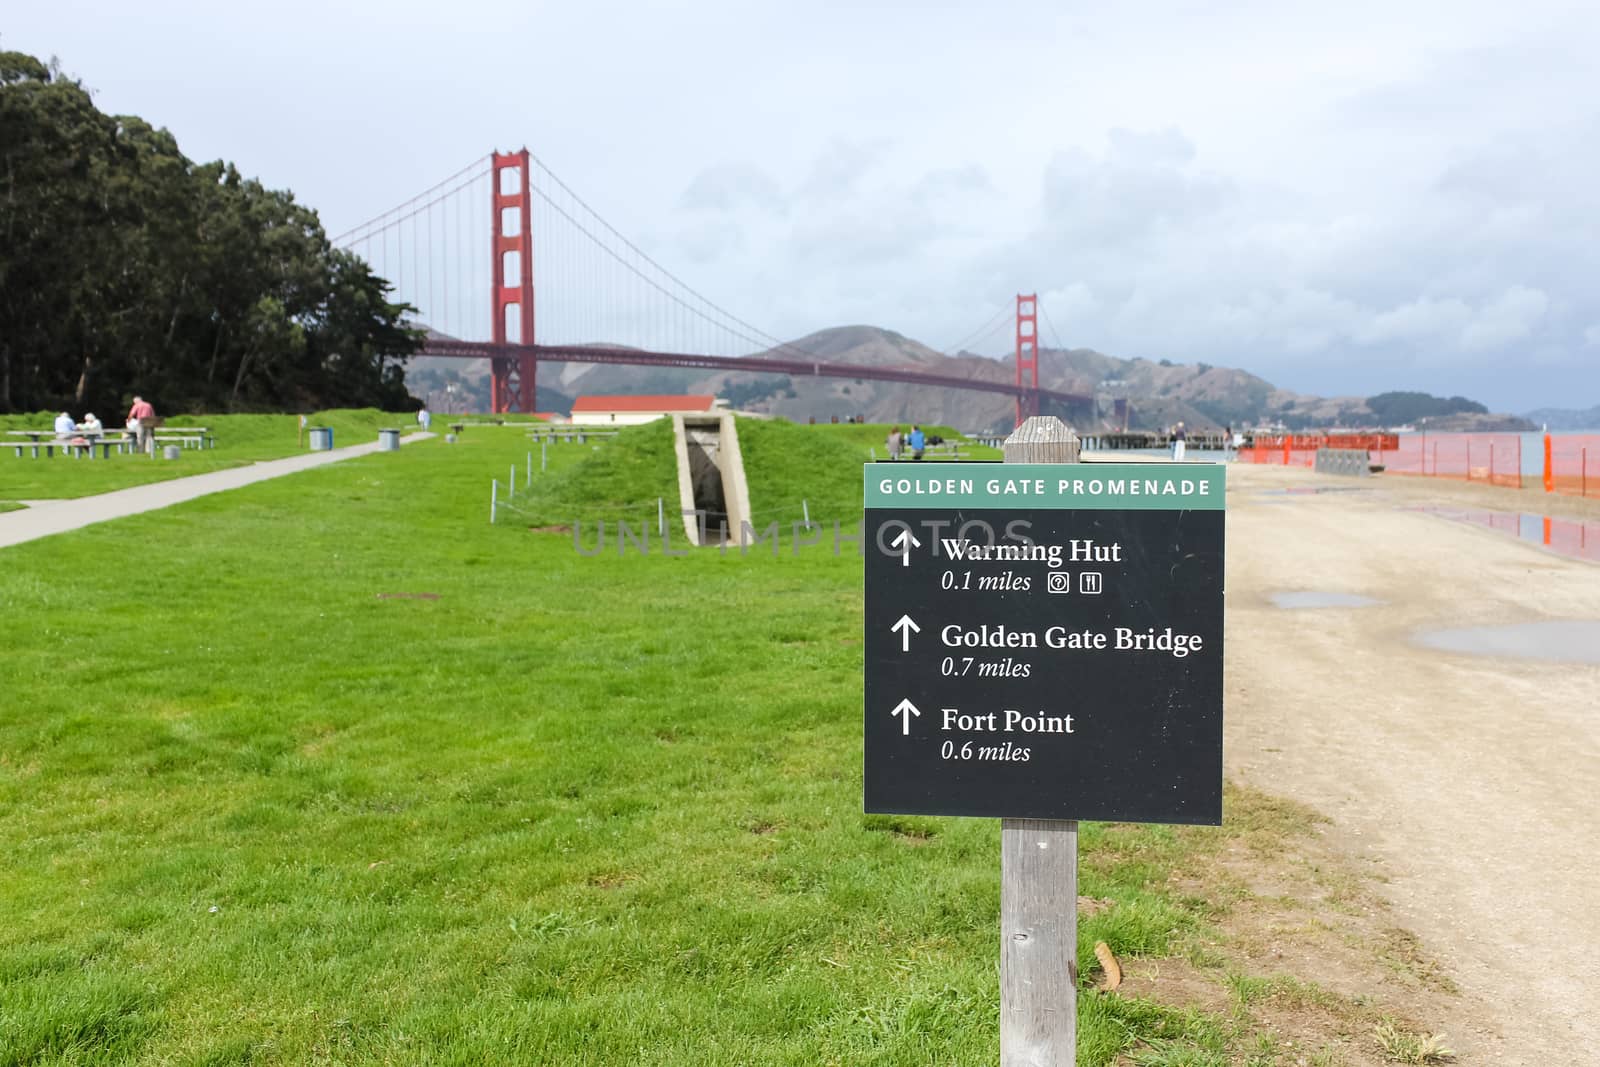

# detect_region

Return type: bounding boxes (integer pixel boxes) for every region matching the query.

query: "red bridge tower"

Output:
[1015,293,1040,427]
[490,150,537,414]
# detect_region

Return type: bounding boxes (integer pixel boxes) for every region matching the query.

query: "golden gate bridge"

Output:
[331,149,1092,426]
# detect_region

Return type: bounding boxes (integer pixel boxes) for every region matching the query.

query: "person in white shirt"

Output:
[54,412,76,438]
[81,413,103,435]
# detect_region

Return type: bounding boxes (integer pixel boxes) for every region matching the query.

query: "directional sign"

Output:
[890,698,921,735]
[890,526,922,567]
[890,614,922,652]
[864,463,1225,825]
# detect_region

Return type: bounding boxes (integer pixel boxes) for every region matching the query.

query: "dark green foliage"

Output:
[721,376,791,409]
[0,50,420,416]
[1366,391,1487,425]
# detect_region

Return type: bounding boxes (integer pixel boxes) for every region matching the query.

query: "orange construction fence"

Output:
[1245,431,1598,499]
[1548,434,1599,498]
[1244,433,1399,469]
[1379,433,1523,489]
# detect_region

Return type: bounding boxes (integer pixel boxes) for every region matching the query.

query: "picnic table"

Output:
[4,430,130,459]
[154,426,215,449]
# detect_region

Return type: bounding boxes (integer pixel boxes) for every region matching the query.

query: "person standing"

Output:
[417,405,432,432]
[127,395,156,454]
[886,426,903,461]
[1171,421,1187,462]
[908,424,926,461]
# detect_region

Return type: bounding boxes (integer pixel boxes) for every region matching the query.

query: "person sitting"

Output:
[80,413,103,435]
[54,412,76,439]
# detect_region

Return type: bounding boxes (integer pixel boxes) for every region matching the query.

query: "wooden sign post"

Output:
[1001,417,1081,1066]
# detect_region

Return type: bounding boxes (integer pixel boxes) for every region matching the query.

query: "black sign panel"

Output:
[863,464,1224,824]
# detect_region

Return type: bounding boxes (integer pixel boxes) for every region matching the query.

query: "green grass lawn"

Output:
[3,425,1312,1065]
[0,410,410,502]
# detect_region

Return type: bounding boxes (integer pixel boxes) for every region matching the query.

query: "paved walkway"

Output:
[0,433,433,550]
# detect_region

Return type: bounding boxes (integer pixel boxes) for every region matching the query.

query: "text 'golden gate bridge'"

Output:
[331,148,1090,424]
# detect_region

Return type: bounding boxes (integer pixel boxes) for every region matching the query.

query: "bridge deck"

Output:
[417,340,1093,407]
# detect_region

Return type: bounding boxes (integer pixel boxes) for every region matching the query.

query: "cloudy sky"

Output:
[10,1,1599,411]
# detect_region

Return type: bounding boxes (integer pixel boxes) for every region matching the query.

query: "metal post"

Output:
[491,480,498,524]
[542,438,548,471]
[527,452,533,487]
[510,464,517,498]
[658,497,664,536]
[803,499,811,529]
[1001,416,1081,1067]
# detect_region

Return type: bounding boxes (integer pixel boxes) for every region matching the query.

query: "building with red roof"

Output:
[569,395,721,425]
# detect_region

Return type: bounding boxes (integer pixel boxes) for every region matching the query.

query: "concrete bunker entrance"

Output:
[685,421,729,539]
[673,413,750,547]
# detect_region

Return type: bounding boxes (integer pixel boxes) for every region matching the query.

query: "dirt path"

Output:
[1224,463,1600,1063]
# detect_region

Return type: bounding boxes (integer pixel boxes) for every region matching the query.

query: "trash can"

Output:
[162,445,181,461]
[379,428,401,452]
[309,427,332,451]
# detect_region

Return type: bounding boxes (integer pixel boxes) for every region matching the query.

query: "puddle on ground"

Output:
[1411,508,1600,564]
[1269,591,1383,609]
[1413,620,1600,664]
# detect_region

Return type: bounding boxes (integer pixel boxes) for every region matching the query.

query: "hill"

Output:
[1523,404,1600,431]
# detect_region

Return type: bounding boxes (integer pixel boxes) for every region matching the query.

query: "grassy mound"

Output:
[737,419,998,528]
[736,417,874,526]
[503,418,678,527]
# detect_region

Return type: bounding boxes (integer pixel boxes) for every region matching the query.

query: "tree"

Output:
[0,49,421,416]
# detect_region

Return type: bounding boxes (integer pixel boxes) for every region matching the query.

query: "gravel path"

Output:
[1226,462,1600,1063]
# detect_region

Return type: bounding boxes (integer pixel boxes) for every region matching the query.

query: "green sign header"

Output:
[864,462,1225,510]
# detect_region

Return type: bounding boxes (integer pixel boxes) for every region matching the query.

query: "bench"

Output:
[5,440,57,458]
[151,434,214,450]
[157,427,215,449]
[5,439,122,459]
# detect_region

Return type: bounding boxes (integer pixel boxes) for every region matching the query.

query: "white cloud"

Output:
[1459,286,1549,350]
[1356,297,1474,346]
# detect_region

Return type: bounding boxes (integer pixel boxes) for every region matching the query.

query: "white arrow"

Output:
[889,527,922,567]
[889,614,922,652]
[890,698,921,736]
